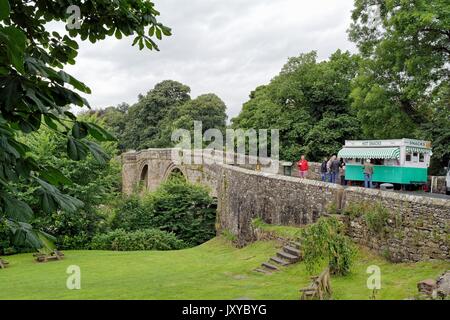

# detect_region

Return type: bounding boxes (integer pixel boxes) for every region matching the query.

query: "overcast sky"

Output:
[65,0,357,119]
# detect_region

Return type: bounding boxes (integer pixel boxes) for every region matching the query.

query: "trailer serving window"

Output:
[406,153,411,161]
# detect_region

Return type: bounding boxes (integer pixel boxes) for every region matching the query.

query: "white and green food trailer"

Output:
[337,139,432,185]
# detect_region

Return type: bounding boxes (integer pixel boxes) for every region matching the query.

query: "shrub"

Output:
[112,178,217,246]
[363,202,389,234]
[343,201,370,218]
[111,196,154,231]
[58,233,92,250]
[300,217,355,276]
[145,178,216,246]
[326,201,339,215]
[344,201,390,235]
[90,228,186,251]
[34,207,109,250]
[327,233,355,275]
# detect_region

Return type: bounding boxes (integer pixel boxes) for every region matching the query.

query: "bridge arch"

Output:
[162,162,187,182]
[139,163,149,189]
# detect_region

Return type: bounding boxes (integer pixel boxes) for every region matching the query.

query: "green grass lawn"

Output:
[0,237,448,300]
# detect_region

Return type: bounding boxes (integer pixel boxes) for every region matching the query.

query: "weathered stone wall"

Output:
[342,188,450,262]
[122,148,450,262]
[214,163,343,246]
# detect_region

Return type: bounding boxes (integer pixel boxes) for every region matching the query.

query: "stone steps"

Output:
[270,256,289,266]
[255,241,303,275]
[254,268,271,274]
[261,262,279,271]
[277,250,300,263]
[283,245,301,257]
[291,241,302,250]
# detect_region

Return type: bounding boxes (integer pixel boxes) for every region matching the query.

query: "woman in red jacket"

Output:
[298,155,309,178]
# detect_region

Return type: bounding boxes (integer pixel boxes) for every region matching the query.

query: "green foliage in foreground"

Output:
[0,115,121,254]
[90,228,186,251]
[0,0,169,249]
[299,217,355,276]
[0,237,448,300]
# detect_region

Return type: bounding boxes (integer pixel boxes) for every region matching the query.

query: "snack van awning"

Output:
[338,147,400,160]
[405,146,432,154]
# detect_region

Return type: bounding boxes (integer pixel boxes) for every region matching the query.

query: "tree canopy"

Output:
[232,50,362,162]
[349,0,450,172]
[96,81,228,151]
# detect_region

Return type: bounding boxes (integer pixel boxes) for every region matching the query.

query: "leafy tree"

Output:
[272,50,360,121]
[304,113,361,160]
[121,80,191,149]
[300,217,355,276]
[232,50,362,161]
[348,0,450,159]
[173,94,227,132]
[419,85,450,174]
[0,0,170,248]
[10,114,121,251]
[102,82,228,151]
[88,104,129,152]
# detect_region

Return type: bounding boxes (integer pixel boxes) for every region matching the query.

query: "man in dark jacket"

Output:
[330,156,340,184]
[320,157,328,182]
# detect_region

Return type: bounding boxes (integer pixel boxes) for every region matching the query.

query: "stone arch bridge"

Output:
[122,149,450,262]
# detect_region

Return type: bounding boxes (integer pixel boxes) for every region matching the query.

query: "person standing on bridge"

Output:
[340,161,347,185]
[363,159,374,188]
[320,157,328,182]
[298,155,309,178]
[327,155,334,182]
[329,155,340,184]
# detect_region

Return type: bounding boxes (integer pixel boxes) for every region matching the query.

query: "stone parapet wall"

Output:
[342,187,450,262]
[213,163,343,246]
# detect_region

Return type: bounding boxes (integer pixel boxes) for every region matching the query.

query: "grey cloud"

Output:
[65,0,357,118]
